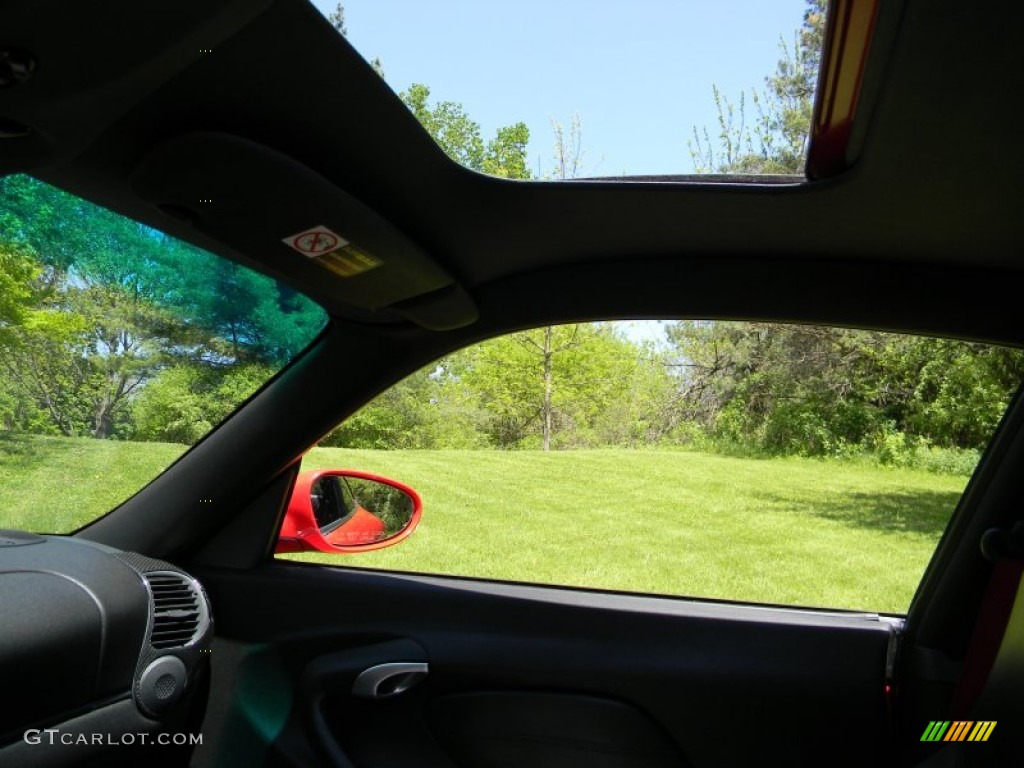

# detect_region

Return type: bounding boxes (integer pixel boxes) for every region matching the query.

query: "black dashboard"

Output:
[0,530,212,767]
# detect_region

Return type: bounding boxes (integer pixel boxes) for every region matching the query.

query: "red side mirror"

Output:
[275,469,422,554]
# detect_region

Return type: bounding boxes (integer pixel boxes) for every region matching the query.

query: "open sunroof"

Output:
[316,0,840,181]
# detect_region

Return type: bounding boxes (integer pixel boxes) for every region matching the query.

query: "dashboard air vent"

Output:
[144,572,203,649]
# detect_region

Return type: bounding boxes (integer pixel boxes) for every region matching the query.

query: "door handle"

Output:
[352,662,429,699]
[300,640,428,767]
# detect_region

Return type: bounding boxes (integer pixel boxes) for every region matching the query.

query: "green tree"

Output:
[665,321,1024,456]
[458,324,639,449]
[132,362,274,444]
[590,339,681,447]
[1,280,188,438]
[690,0,826,174]
[0,179,198,438]
[0,174,325,439]
[869,337,1024,449]
[666,321,883,455]
[0,245,39,329]
[401,322,680,454]
[401,84,532,179]
[321,364,486,450]
[1,308,94,436]
[130,366,215,443]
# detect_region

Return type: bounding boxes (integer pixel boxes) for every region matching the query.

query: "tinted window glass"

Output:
[0,175,328,533]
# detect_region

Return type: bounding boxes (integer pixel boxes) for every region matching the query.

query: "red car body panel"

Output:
[275,468,423,554]
[322,505,385,546]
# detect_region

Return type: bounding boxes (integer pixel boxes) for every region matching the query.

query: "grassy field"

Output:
[0,434,186,532]
[0,434,968,614]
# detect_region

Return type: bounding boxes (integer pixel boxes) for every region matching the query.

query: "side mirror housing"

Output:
[275,470,422,554]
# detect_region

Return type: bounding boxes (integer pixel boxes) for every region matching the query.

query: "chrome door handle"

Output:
[352,662,429,699]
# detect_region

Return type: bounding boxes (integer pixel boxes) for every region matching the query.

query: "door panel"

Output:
[427,692,687,768]
[191,563,894,768]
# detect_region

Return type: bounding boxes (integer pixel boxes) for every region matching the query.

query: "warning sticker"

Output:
[282,225,346,256]
[282,225,382,278]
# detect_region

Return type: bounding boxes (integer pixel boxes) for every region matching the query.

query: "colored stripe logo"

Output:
[920,721,996,742]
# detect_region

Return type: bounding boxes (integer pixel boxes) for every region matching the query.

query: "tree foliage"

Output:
[322,324,665,451]
[131,363,274,444]
[0,245,38,329]
[321,365,487,450]
[401,83,531,180]
[0,174,324,440]
[690,0,826,174]
[665,321,1024,457]
[457,324,638,449]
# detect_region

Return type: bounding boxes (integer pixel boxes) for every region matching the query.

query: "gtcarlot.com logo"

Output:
[920,721,996,743]
[23,730,202,747]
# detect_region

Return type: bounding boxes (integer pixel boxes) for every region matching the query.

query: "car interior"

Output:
[1,0,1023,766]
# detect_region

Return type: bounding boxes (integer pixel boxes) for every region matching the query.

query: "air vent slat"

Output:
[144,571,205,649]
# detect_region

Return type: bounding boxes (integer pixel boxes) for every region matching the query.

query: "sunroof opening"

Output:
[314,0,829,180]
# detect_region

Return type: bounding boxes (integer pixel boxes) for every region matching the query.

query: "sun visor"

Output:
[131,132,476,327]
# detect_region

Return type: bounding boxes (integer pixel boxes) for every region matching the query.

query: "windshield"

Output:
[0,174,328,533]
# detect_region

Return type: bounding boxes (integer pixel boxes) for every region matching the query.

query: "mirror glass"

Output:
[310,475,415,547]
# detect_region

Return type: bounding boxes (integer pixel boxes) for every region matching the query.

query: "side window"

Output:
[277,321,1024,614]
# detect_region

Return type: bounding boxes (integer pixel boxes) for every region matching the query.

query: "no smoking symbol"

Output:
[282,226,347,256]
[295,231,338,255]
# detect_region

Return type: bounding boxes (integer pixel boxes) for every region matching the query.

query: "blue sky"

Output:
[311,0,809,177]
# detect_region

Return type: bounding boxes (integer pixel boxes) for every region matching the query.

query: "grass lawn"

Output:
[289,448,966,614]
[0,433,186,533]
[0,434,967,614]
